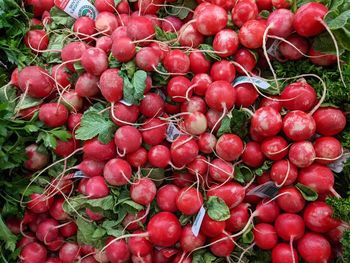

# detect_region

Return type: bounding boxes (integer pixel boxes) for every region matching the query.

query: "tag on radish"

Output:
[120,99,133,106]
[233,76,270,90]
[247,181,279,198]
[328,149,350,173]
[166,123,182,142]
[74,170,88,178]
[54,0,98,20]
[267,40,280,58]
[192,205,206,237]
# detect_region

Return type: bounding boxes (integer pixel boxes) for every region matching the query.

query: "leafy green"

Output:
[326,196,350,222]
[119,69,147,105]
[167,0,197,20]
[296,183,319,201]
[36,127,71,149]
[76,217,105,248]
[0,215,17,252]
[48,6,75,29]
[198,44,221,62]
[192,249,218,263]
[341,229,350,262]
[155,26,177,42]
[217,109,250,138]
[235,165,254,184]
[206,196,230,221]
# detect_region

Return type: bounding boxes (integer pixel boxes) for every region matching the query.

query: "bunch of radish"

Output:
[6,0,349,262]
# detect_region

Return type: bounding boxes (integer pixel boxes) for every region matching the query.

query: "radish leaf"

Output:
[206,196,230,221]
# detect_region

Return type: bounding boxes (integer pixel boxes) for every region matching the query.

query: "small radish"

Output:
[183,111,207,135]
[167,76,192,103]
[280,81,317,111]
[106,238,130,262]
[61,42,87,72]
[24,144,49,171]
[253,223,278,250]
[272,0,291,8]
[178,23,204,48]
[239,19,267,49]
[207,182,245,209]
[128,231,152,256]
[60,221,78,237]
[24,29,49,52]
[195,4,228,36]
[180,225,206,252]
[313,107,346,136]
[36,218,59,242]
[173,172,195,188]
[59,243,80,263]
[54,134,77,158]
[18,66,53,98]
[231,0,258,27]
[49,198,69,221]
[96,36,113,53]
[73,17,96,39]
[201,213,226,237]
[95,0,114,12]
[136,47,161,72]
[233,48,257,74]
[309,48,337,66]
[99,68,123,102]
[127,147,148,168]
[141,118,167,145]
[198,133,217,154]
[114,125,142,154]
[95,12,119,34]
[81,48,108,76]
[261,136,289,161]
[209,233,235,257]
[112,37,136,62]
[86,208,104,221]
[170,135,198,167]
[127,16,155,43]
[259,96,282,112]
[276,186,305,213]
[205,80,236,112]
[148,145,171,168]
[209,158,234,183]
[130,178,157,205]
[103,158,132,186]
[272,243,299,263]
[163,50,190,74]
[75,72,99,97]
[206,109,223,132]
[77,159,105,178]
[213,29,239,57]
[189,53,211,74]
[161,16,183,32]
[255,200,280,223]
[314,137,342,164]
[216,134,244,162]
[274,213,305,241]
[85,176,109,198]
[61,91,83,112]
[122,210,147,231]
[289,141,315,168]
[20,242,47,263]
[27,193,53,213]
[210,60,236,82]
[266,9,294,38]
[279,34,309,61]
[270,160,298,186]
[176,187,203,215]
[283,110,316,141]
[251,106,282,138]
[235,83,259,107]
[181,96,207,113]
[297,233,331,263]
[111,102,139,126]
[187,155,208,176]
[156,184,180,212]
[140,93,165,118]
[225,203,249,233]
[83,138,116,161]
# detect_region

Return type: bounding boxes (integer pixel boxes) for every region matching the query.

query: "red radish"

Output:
[279,34,309,61]
[161,16,183,32]
[46,258,63,263]
[293,2,328,37]
[81,48,108,76]
[61,42,87,72]
[210,60,236,82]
[303,201,341,233]
[140,93,165,117]
[257,171,272,185]
[208,158,234,183]
[276,186,305,213]
[205,80,236,112]
[309,48,337,66]
[59,243,80,263]
[24,144,49,171]
[86,208,104,221]
[206,109,222,132]
[111,102,139,126]
[209,233,235,257]
[261,136,288,161]
[24,29,49,52]
[231,0,258,27]
[105,239,130,262]
[96,36,113,53]
[225,203,249,233]
[251,106,282,138]
[173,172,195,188]
[60,221,78,237]
[131,178,157,205]
[78,159,105,178]
[136,47,160,72]
[136,0,163,15]
[73,17,96,38]
[235,83,259,107]
[27,193,53,213]
[272,243,299,263]
[270,160,298,186]
[176,187,203,215]
[20,242,47,263]
[122,210,147,231]
[180,225,206,252]
[68,113,82,131]
[183,111,207,135]
[241,142,265,168]
[75,72,99,97]
[272,0,291,8]
[54,135,77,158]
[207,182,245,209]
[127,147,148,168]
[156,184,180,212]
[233,48,257,74]
[112,37,136,62]
[297,233,331,263]
[95,12,118,34]
[127,16,155,43]
[189,53,211,74]
[148,145,171,168]
[164,50,190,74]
[212,29,239,57]
[50,198,68,221]
[114,125,142,154]
[255,200,280,223]
[112,26,128,40]
[95,0,114,12]
[314,137,342,164]
[103,158,132,186]
[83,138,116,161]
[215,134,244,162]
[239,19,267,49]
[280,82,317,111]
[289,141,315,168]
[6,217,21,235]
[201,213,225,237]
[179,23,204,48]
[181,96,207,113]
[283,110,316,141]
[18,105,39,120]
[313,107,346,136]
[99,69,123,102]
[274,213,305,241]
[128,231,152,256]
[170,135,198,167]
[141,118,167,145]
[18,66,53,98]
[266,9,294,38]
[36,218,59,242]
[46,235,64,251]
[253,223,278,250]
[187,155,208,176]
[167,76,192,103]
[195,4,227,35]
[198,133,217,154]
[192,73,212,96]
[259,96,282,112]
[85,176,109,198]
[61,91,83,112]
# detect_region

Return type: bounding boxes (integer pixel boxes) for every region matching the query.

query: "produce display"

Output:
[0,0,350,262]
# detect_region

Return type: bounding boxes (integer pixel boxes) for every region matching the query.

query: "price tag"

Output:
[166,123,182,142]
[54,0,98,20]
[267,40,281,58]
[328,149,350,173]
[192,206,206,237]
[247,181,279,198]
[73,170,88,179]
[233,76,271,90]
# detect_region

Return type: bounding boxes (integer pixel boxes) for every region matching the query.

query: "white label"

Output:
[328,149,350,173]
[74,170,88,178]
[63,0,98,19]
[192,206,206,237]
[233,76,271,90]
[267,40,281,58]
[247,181,279,198]
[119,99,133,106]
[166,123,182,142]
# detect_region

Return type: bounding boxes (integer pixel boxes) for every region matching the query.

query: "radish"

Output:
[279,34,309,61]
[86,208,104,221]
[259,96,282,112]
[206,109,223,132]
[77,159,105,177]
[136,47,161,72]
[46,258,63,263]
[18,105,39,121]
[210,60,236,82]
[239,19,267,49]
[272,0,291,8]
[231,0,258,27]
[27,193,53,213]
[187,155,208,176]
[20,242,47,263]
[141,118,167,145]
[293,2,328,37]
[122,210,147,231]
[261,136,289,161]
[130,178,157,205]
[75,72,99,97]
[209,233,235,257]
[225,203,249,232]
[103,158,132,186]
[148,145,171,168]
[213,29,239,57]
[314,137,342,164]
[163,50,190,74]
[255,200,280,223]
[253,223,278,250]
[197,133,216,154]
[180,225,206,252]
[60,221,78,238]
[251,106,283,138]
[189,53,210,74]
[176,187,203,215]
[95,0,114,12]
[114,125,142,154]
[205,80,236,112]
[303,201,341,233]
[192,74,212,96]
[297,233,331,263]
[128,230,152,256]
[235,83,259,107]
[313,107,346,136]
[24,29,49,52]
[140,93,165,117]
[96,36,113,53]
[112,26,128,41]
[127,147,148,168]
[274,213,305,241]
[18,66,53,98]
[183,111,207,135]
[283,110,316,141]
[161,16,183,32]
[127,16,155,43]
[83,138,116,161]
[17,233,35,249]
[215,134,244,162]
[201,213,225,237]
[170,135,198,167]
[111,102,139,126]
[272,243,299,263]
[136,0,163,15]
[81,48,108,76]
[73,17,96,39]
[167,76,192,103]
[195,4,227,36]
[179,23,204,48]
[99,69,123,102]
[85,176,109,198]
[270,160,298,186]
[280,81,317,111]
[208,158,234,183]
[61,91,83,112]
[233,48,257,74]
[112,37,136,62]
[276,186,305,213]
[54,135,77,158]
[61,42,87,72]
[59,243,80,263]
[156,184,180,212]
[181,96,207,113]
[207,182,245,209]
[289,141,315,168]
[173,172,195,188]
[24,144,49,171]
[266,9,294,38]
[105,238,130,262]
[309,47,337,66]
[36,218,59,242]
[95,12,119,34]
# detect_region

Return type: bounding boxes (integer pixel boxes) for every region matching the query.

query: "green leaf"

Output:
[50,129,72,142]
[0,215,17,252]
[155,26,177,42]
[141,168,165,186]
[76,217,103,248]
[206,196,230,221]
[15,95,41,111]
[340,229,350,261]
[217,117,231,137]
[73,61,85,74]
[169,0,197,19]
[131,70,147,104]
[295,183,318,201]
[63,195,115,215]
[326,196,350,222]
[37,132,57,148]
[122,200,144,211]
[242,223,254,244]
[198,44,221,62]
[179,214,192,226]
[121,61,136,79]
[102,220,123,237]
[109,54,121,68]
[75,110,117,144]
[49,6,75,28]
[327,10,350,30]
[235,165,253,184]
[217,109,250,138]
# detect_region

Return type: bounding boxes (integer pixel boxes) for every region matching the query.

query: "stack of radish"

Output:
[8,0,349,262]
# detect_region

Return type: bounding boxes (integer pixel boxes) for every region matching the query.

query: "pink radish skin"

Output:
[78,159,105,178]
[112,37,136,62]
[195,4,228,36]
[298,164,335,194]
[103,158,132,186]
[140,93,165,118]
[276,186,305,213]
[99,69,123,102]
[189,53,211,74]
[289,141,315,168]
[105,238,130,263]
[293,2,328,37]
[156,184,180,212]
[256,200,280,223]
[83,138,116,161]
[206,109,222,132]
[297,233,331,263]
[181,96,207,114]
[130,178,157,205]
[164,50,190,74]
[256,0,272,10]
[122,210,147,231]
[95,0,114,12]
[27,193,53,213]
[198,133,217,154]
[141,118,167,145]
[239,19,267,49]
[96,36,113,53]
[261,136,289,161]
[272,243,299,263]
[208,158,234,183]
[36,218,59,242]
[81,48,108,76]
[272,0,291,8]
[216,134,244,162]
[167,76,192,103]
[61,42,87,72]
[127,147,148,168]
[111,102,139,126]
[24,30,49,52]
[209,233,235,257]
[180,225,206,252]
[313,107,346,136]
[192,74,212,96]
[213,29,239,57]
[283,110,316,141]
[75,72,99,97]
[85,176,109,199]
[225,203,249,233]
[259,96,282,112]
[270,160,298,186]
[86,208,104,221]
[18,66,53,98]
[54,135,77,157]
[95,12,118,34]
[176,187,203,215]
[126,16,155,44]
[253,223,278,250]
[303,201,341,233]
[68,113,82,131]
[207,182,245,209]
[241,141,265,168]
[59,243,80,263]
[24,144,49,171]
[279,34,309,61]
[128,231,152,256]
[179,23,204,48]
[60,221,78,238]
[50,198,69,221]
[73,17,96,38]
[161,16,183,32]
[274,213,305,241]
[136,47,161,72]
[183,111,207,135]
[210,60,236,83]
[251,106,283,138]
[187,155,208,176]
[280,82,317,111]
[266,9,294,38]
[114,125,142,154]
[205,80,236,112]
[314,137,342,165]
[231,0,258,27]
[235,83,259,107]
[61,91,83,112]
[20,242,47,263]
[173,172,195,188]
[170,135,199,167]
[233,48,257,74]
[309,48,337,66]
[201,213,225,237]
